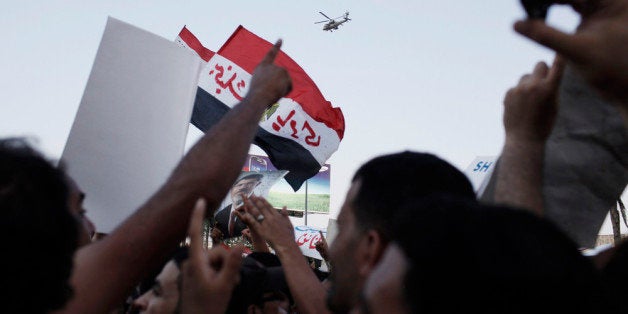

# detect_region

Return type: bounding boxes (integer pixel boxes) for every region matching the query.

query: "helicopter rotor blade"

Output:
[319,12,332,20]
[314,20,329,24]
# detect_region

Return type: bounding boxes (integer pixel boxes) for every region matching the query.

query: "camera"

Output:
[521,0,553,20]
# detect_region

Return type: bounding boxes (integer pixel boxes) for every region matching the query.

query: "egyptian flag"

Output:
[176,26,345,190]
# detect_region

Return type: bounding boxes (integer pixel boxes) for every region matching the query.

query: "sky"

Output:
[0,1,625,233]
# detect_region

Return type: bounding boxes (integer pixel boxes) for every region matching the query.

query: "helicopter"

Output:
[315,11,351,32]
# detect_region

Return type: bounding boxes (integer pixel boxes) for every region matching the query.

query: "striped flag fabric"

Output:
[176,26,344,190]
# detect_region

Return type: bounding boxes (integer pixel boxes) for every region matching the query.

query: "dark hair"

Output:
[226,254,292,314]
[351,151,475,241]
[391,196,610,314]
[0,138,79,312]
[236,173,263,183]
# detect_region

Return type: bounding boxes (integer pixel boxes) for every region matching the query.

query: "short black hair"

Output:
[226,254,293,314]
[0,138,79,312]
[391,196,610,313]
[351,151,475,241]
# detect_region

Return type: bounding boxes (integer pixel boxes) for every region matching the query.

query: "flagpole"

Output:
[305,180,309,225]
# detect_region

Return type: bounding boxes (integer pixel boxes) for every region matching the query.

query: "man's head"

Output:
[0,138,79,312]
[133,247,189,314]
[359,196,610,314]
[230,173,263,204]
[327,151,475,313]
[228,253,293,314]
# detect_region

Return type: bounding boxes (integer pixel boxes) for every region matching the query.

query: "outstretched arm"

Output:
[62,41,291,313]
[513,0,628,120]
[494,57,564,215]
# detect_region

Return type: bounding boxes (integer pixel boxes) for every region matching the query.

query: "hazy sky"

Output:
[1,1,623,232]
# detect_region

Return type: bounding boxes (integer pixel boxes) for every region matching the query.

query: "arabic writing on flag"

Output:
[176,26,345,191]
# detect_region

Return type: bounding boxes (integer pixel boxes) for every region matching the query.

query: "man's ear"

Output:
[357,229,386,277]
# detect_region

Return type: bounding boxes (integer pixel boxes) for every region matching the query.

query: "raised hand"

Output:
[514,0,628,109]
[494,57,565,216]
[246,40,293,107]
[181,199,243,314]
[503,57,565,143]
[235,195,296,253]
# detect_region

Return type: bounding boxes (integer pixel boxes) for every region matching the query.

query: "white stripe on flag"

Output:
[260,98,340,166]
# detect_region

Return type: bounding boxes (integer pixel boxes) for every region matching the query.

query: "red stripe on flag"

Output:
[178,26,215,62]
[218,26,345,139]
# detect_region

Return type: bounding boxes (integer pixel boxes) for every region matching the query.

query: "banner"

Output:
[463,156,497,197]
[62,18,202,232]
[245,154,331,213]
[176,26,344,191]
[294,225,326,260]
[216,170,289,215]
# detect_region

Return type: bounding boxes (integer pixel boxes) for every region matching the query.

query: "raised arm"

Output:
[237,196,331,314]
[62,40,291,313]
[494,58,564,215]
[513,0,628,120]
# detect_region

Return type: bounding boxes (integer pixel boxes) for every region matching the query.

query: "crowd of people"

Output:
[1,1,628,313]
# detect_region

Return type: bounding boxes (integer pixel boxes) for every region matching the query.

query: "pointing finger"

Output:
[261,39,282,65]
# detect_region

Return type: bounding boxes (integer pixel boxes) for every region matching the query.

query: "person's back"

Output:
[0,138,79,312]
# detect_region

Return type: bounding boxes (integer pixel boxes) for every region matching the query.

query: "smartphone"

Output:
[521,0,552,20]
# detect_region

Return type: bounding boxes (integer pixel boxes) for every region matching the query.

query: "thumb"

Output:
[514,20,587,63]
